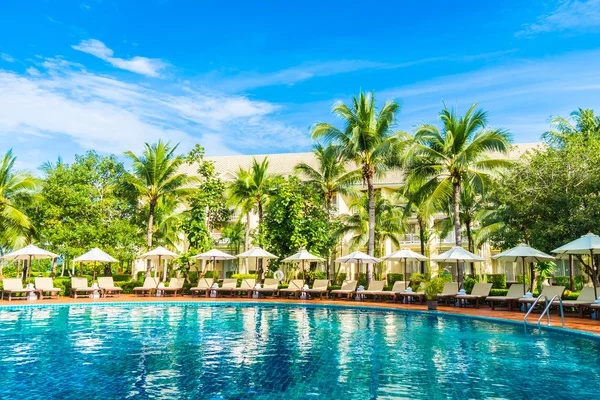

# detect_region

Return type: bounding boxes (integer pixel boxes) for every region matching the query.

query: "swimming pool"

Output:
[0,303,598,399]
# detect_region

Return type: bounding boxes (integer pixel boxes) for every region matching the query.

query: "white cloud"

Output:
[1,53,15,63]
[26,67,41,76]
[517,0,600,36]
[0,58,303,161]
[72,39,169,77]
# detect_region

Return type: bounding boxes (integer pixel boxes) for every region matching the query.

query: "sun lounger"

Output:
[253,278,280,298]
[518,285,566,309]
[236,278,256,298]
[395,282,426,304]
[190,278,214,297]
[70,277,97,298]
[34,277,61,299]
[486,284,525,311]
[1,278,39,301]
[133,277,158,297]
[561,287,596,317]
[279,279,304,298]
[435,282,459,305]
[456,283,493,308]
[214,279,238,297]
[97,277,122,298]
[303,279,329,300]
[355,280,386,301]
[330,280,358,300]
[162,278,185,297]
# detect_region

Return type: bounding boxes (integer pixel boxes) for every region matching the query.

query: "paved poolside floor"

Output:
[2,294,599,336]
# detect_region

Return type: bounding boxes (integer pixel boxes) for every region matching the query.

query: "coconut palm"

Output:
[543,108,600,147]
[0,150,41,251]
[294,143,360,212]
[311,90,408,283]
[406,103,512,248]
[123,141,193,249]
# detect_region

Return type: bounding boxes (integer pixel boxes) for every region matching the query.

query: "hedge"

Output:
[486,274,507,289]
[334,273,347,286]
[516,274,530,285]
[112,274,131,282]
[387,274,404,286]
[554,275,585,291]
[489,288,509,297]
[231,274,258,286]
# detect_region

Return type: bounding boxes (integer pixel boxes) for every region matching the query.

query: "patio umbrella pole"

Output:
[592,250,598,299]
[521,256,526,295]
[404,258,407,287]
[28,255,32,284]
[457,260,460,289]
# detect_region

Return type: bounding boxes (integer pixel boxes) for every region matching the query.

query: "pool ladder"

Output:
[523,294,565,333]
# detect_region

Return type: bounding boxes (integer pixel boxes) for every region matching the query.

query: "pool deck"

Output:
[2,294,599,336]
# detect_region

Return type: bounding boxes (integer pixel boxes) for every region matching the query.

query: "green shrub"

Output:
[463,277,477,294]
[328,285,341,291]
[53,277,71,296]
[387,273,404,286]
[489,288,509,296]
[334,273,347,286]
[553,275,585,291]
[116,280,143,294]
[562,290,580,300]
[112,274,131,282]
[439,273,453,283]
[486,274,507,289]
[264,271,274,279]
[231,273,258,286]
[424,277,446,300]
[298,270,326,284]
[278,284,289,289]
[516,274,530,285]
[358,273,367,288]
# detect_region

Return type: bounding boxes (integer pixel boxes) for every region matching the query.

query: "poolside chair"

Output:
[70,277,97,299]
[279,279,304,298]
[355,280,386,301]
[456,283,493,308]
[162,278,186,297]
[395,282,426,304]
[34,277,61,299]
[214,279,238,297]
[303,279,329,300]
[253,278,280,298]
[1,278,39,301]
[330,280,358,300]
[561,287,596,317]
[518,285,566,311]
[190,278,214,297]
[132,277,158,297]
[236,278,256,298]
[435,282,459,305]
[486,284,525,311]
[97,277,122,298]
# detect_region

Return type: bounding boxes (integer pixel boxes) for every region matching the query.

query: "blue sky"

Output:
[1,0,600,169]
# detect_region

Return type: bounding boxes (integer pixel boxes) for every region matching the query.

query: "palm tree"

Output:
[123,141,192,250]
[406,103,512,248]
[294,143,360,212]
[0,150,40,251]
[311,90,408,283]
[228,158,275,279]
[543,108,600,147]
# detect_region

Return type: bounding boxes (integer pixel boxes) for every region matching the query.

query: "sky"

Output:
[1,0,600,170]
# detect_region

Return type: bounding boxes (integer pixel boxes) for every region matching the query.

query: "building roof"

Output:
[179,143,542,187]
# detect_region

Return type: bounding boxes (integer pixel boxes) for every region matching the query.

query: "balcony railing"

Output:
[399,232,467,245]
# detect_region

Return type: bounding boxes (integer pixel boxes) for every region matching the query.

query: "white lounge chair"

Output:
[97,277,122,298]
[253,278,280,298]
[486,284,525,311]
[456,282,493,308]
[236,278,256,298]
[2,278,38,301]
[355,280,386,301]
[435,282,459,305]
[70,277,96,298]
[133,277,158,297]
[190,278,214,297]
[162,278,185,297]
[279,280,304,298]
[303,279,329,300]
[330,280,358,300]
[35,277,61,299]
[214,279,238,297]
[561,287,596,317]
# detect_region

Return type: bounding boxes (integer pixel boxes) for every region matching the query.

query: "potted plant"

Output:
[424,277,445,311]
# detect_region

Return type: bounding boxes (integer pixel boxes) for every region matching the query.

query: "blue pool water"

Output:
[0,304,598,399]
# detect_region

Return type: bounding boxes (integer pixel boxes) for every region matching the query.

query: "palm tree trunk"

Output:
[147,200,156,250]
[465,219,473,277]
[366,170,375,284]
[244,212,251,273]
[453,182,461,247]
[257,202,264,283]
[418,217,426,274]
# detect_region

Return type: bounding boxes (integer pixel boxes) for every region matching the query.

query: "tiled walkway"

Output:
[2,294,600,336]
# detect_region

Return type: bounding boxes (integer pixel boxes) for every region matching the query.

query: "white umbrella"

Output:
[492,244,554,295]
[432,246,485,288]
[283,249,325,280]
[335,251,382,281]
[1,244,59,283]
[74,247,119,280]
[139,246,180,282]
[382,248,428,284]
[552,232,600,297]
[192,249,237,279]
[237,246,277,282]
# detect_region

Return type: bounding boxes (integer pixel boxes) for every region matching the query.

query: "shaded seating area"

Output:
[486,284,525,311]
[162,278,185,297]
[303,279,329,299]
[435,282,459,305]
[214,279,238,297]
[456,283,493,308]
[35,277,61,299]
[279,280,304,298]
[331,280,358,300]
[1,278,38,301]
[97,277,122,298]
[561,287,596,317]
[395,282,425,304]
[355,280,386,301]
[236,278,256,298]
[253,279,280,298]
[70,277,96,298]
[133,277,158,297]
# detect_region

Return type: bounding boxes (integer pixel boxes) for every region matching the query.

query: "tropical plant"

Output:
[406,103,512,248]
[338,191,405,259]
[424,277,446,301]
[543,108,600,147]
[123,141,193,249]
[311,90,408,283]
[294,143,360,211]
[0,150,40,251]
